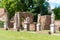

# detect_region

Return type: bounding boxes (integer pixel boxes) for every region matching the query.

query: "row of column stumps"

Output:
[4,11,55,33]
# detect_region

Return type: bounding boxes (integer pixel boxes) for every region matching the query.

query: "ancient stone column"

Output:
[4,12,9,30]
[13,13,18,30]
[24,17,30,31]
[50,11,55,33]
[36,14,41,31]
[17,12,20,31]
[13,12,20,31]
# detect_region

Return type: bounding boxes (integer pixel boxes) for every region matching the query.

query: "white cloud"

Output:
[48,0,60,4]
[47,0,60,9]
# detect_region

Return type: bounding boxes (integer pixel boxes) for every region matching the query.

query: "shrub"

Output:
[0,21,4,28]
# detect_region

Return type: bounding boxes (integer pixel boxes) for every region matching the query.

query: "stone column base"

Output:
[36,23,41,31]
[24,24,27,31]
[50,24,55,34]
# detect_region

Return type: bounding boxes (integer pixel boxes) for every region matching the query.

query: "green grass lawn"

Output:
[0,30,60,40]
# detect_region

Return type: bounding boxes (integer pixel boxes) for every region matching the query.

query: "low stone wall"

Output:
[55,20,60,30]
[29,23,36,31]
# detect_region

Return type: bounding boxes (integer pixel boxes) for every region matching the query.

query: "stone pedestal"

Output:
[50,24,55,33]
[23,17,30,31]
[24,22,30,31]
[36,23,41,31]
[24,23,27,31]
[13,23,16,30]
[4,22,9,30]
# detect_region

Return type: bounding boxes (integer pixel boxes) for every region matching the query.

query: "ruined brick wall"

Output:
[29,15,51,31]
[20,12,34,24]
[40,16,60,30]
[29,22,36,31]
[44,15,51,30]
[41,16,46,30]
[11,12,34,28]
[0,8,6,21]
[41,15,51,30]
[0,8,14,28]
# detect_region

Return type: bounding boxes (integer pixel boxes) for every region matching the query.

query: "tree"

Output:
[30,0,49,22]
[27,0,49,14]
[1,0,17,19]
[53,7,60,20]
[1,0,50,22]
[1,0,17,29]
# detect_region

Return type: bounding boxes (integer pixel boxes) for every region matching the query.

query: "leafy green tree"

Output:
[32,0,49,15]
[1,0,17,19]
[1,0,50,22]
[53,7,60,20]
[16,0,28,12]
[1,0,17,29]
[30,0,49,21]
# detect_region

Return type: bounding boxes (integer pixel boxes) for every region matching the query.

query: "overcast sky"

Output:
[47,0,60,9]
